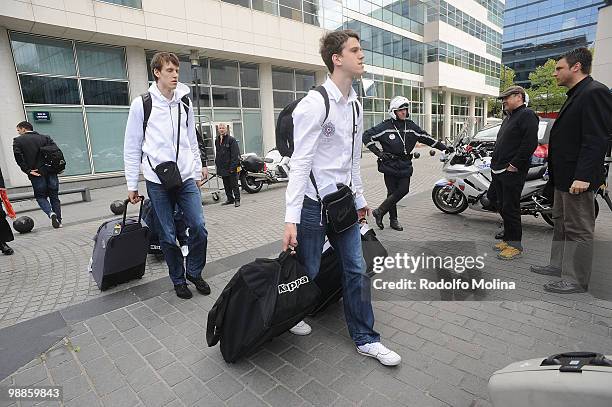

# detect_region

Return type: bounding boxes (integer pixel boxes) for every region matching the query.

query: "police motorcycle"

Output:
[431,132,560,226]
[239,148,290,193]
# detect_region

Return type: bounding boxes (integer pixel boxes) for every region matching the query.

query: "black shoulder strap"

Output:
[314,85,330,123]
[181,95,190,127]
[141,92,152,137]
[309,100,358,199]
[142,93,190,135]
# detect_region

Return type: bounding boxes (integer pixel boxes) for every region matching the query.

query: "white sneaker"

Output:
[289,320,312,336]
[357,342,401,366]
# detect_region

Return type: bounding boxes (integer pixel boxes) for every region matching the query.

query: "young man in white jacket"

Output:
[282,31,401,366]
[124,52,210,299]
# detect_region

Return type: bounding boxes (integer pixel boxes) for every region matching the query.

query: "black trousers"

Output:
[492,171,527,250]
[378,175,411,220]
[0,206,14,243]
[222,174,240,202]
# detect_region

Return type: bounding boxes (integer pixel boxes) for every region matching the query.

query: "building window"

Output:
[10,32,129,176]
[345,21,425,75]
[95,0,142,8]
[427,41,501,87]
[272,67,316,109]
[359,73,425,130]
[146,53,264,156]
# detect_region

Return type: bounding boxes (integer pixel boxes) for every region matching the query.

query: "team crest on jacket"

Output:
[322,122,335,137]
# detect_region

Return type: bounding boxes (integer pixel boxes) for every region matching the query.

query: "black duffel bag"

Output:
[207,251,321,363]
[309,221,388,316]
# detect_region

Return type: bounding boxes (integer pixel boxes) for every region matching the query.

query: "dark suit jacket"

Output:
[214,134,240,177]
[548,76,612,192]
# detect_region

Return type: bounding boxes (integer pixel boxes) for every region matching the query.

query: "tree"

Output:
[488,65,516,117]
[526,59,567,113]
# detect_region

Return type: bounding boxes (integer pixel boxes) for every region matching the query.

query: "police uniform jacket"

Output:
[363,118,446,177]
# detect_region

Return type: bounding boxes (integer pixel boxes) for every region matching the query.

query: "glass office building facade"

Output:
[502,0,605,86]
[2,0,497,183]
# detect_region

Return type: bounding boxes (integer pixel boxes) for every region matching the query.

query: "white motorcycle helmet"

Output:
[388,96,410,120]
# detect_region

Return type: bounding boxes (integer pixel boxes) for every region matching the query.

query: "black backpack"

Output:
[275,85,361,157]
[39,140,66,174]
[275,86,325,157]
[207,252,321,363]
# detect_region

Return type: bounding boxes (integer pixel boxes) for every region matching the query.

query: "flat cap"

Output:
[498,85,526,99]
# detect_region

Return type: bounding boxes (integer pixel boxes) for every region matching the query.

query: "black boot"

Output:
[186,275,211,295]
[0,242,14,255]
[372,209,384,230]
[234,200,241,207]
[174,284,193,299]
[389,219,403,231]
[530,264,562,277]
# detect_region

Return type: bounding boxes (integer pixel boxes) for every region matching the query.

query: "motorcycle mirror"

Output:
[429,150,436,156]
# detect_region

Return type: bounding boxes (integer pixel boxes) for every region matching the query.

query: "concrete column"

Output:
[0,28,29,188]
[468,94,476,135]
[125,46,149,102]
[260,63,275,153]
[424,88,432,136]
[315,70,327,86]
[443,90,452,142]
[483,97,489,125]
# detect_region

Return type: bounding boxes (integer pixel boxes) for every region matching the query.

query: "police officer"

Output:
[363,96,452,230]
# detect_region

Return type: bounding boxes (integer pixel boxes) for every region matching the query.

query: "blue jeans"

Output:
[297,197,380,346]
[146,179,208,285]
[30,173,61,221]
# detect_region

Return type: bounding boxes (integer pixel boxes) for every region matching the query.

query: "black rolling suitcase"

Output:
[207,251,321,363]
[90,198,150,290]
[309,221,387,316]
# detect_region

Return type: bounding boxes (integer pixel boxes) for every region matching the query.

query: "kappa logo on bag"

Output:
[278,276,310,294]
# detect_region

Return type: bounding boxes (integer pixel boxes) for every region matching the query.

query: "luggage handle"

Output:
[541,352,612,372]
[121,196,145,228]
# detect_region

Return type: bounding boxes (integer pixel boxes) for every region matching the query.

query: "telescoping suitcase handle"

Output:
[541,352,612,372]
[121,196,145,228]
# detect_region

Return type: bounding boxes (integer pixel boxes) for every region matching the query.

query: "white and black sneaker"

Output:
[50,212,60,229]
[357,342,401,366]
[289,320,312,336]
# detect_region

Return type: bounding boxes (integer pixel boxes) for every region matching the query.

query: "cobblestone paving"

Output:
[2,149,612,407]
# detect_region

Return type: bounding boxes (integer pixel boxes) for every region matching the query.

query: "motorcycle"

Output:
[239,148,290,194]
[431,135,582,226]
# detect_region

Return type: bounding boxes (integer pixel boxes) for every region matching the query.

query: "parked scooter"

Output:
[430,136,600,226]
[239,148,290,193]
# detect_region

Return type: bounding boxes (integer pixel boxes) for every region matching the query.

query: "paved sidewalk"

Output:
[1,150,612,407]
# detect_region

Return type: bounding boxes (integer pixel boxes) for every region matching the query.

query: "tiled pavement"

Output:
[1,150,612,406]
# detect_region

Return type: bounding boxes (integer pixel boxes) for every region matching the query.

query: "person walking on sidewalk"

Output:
[490,86,539,260]
[214,123,241,207]
[13,121,63,228]
[531,48,612,294]
[363,96,451,231]
[282,30,401,366]
[124,52,210,300]
[0,166,15,255]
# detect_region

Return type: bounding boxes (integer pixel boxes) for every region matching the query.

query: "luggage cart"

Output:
[199,164,223,203]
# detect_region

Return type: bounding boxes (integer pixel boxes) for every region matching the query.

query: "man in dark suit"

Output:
[531,48,612,293]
